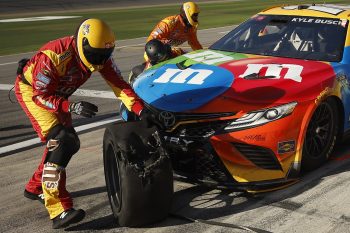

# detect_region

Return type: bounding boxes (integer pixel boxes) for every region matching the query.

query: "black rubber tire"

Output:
[103,121,173,227]
[301,98,339,172]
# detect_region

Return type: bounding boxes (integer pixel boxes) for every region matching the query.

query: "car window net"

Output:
[210,15,348,62]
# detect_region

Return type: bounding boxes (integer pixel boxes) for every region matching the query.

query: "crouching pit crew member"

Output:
[144,1,203,63]
[15,18,144,229]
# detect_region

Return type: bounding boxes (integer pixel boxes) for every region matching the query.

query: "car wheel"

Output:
[103,121,173,227]
[301,98,339,172]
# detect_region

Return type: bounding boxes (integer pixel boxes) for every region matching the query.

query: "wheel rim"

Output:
[304,102,334,158]
[106,144,122,212]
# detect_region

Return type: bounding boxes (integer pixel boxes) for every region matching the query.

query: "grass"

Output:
[0,0,349,55]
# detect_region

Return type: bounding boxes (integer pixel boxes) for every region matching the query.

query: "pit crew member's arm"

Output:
[99,57,144,116]
[147,20,172,44]
[188,29,203,50]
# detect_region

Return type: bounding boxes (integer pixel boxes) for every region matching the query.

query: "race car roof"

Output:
[261,4,350,19]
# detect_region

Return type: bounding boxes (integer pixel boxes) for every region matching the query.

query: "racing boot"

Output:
[52,208,85,229]
[24,189,45,204]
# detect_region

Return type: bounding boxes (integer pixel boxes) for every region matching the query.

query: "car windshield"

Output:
[210,15,348,62]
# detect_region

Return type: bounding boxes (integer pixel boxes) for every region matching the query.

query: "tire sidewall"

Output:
[301,98,339,172]
[103,128,123,218]
[103,122,173,227]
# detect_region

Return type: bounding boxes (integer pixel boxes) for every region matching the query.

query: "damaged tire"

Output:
[103,121,173,227]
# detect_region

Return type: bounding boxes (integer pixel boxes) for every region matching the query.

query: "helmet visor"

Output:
[82,38,114,65]
[191,13,199,23]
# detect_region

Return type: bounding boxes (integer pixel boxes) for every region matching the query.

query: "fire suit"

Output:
[15,36,143,219]
[146,14,203,61]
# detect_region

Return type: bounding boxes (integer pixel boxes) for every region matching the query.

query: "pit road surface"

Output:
[1,21,350,233]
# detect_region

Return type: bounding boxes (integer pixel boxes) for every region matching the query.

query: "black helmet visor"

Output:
[82,38,114,65]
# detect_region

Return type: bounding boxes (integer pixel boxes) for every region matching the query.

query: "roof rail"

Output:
[297,5,309,10]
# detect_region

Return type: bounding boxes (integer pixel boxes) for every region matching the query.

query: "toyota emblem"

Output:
[159,111,176,127]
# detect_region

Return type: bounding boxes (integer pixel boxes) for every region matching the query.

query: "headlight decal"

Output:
[224,102,297,131]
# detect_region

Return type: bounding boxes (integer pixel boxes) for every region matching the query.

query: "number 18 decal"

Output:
[153,68,213,85]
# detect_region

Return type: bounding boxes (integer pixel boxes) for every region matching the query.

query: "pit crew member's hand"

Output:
[69,101,98,118]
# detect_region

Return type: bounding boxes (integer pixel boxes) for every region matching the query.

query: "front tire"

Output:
[103,121,173,227]
[301,98,339,172]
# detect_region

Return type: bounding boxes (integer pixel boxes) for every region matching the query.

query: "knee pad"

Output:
[45,126,80,167]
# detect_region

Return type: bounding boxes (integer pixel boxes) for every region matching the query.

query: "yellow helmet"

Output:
[180,2,200,27]
[76,18,115,72]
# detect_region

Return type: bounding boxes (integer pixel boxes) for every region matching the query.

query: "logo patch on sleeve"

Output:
[34,72,51,91]
[37,72,51,84]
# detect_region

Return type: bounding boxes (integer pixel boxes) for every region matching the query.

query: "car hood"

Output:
[134,50,336,112]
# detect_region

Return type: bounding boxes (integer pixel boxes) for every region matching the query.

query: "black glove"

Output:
[139,108,163,129]
[69,101,98,118]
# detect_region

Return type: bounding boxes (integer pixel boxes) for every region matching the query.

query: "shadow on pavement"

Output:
[71,186,106,198]
[65,214,118,231]
[64,139,350,232]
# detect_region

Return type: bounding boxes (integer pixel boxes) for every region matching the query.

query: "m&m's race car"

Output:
[103,4,350,227]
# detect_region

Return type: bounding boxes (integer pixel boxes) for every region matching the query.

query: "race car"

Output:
[103,4,350,227]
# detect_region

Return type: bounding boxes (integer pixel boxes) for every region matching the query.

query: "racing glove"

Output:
[69,101,98,118]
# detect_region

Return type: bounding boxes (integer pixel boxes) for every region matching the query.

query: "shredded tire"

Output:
[103,121,173,227]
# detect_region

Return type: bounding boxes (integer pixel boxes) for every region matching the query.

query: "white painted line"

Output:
[1,84,115,99]
[0,84,14,90]
[0,51,35,58]
[0,61,17,66]
[116,43,145,49]
[73,89,115,99]
[0,16,81,23]
[219,31,230,34]
[0,117,122,155]
[0,138,41,155]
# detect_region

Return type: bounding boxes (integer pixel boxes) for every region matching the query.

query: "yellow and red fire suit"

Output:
[15,36,143,219]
